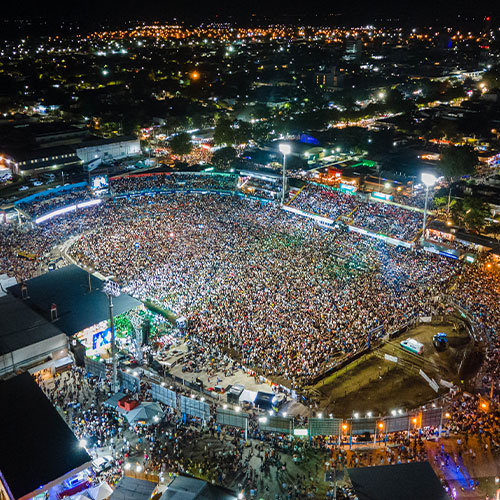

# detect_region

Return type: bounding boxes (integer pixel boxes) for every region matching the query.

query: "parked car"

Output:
[92,455,113,472]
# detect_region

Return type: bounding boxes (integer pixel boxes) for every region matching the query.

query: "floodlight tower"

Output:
[130,314,143,365]
[104,280,121,392]
[421,173,437,245]
[279,143,291,205]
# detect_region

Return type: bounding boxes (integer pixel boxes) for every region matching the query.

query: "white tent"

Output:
[69,493,92,500]
[88,482,114,500]
[126,402,164,425]
[239,389,258,405]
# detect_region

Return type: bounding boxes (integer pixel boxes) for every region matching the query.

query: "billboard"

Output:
[90,174,109,190]
[258,415,292,434]
[118,370,141,392]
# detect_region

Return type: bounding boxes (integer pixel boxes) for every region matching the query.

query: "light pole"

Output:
[130,314,143,364]
[84,264,95,292]
[421,173,437,245]
[279,143,291,205]
[104,280,121,392]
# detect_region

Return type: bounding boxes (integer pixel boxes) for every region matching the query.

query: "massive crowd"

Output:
[3,181,498,390]
[290,184,423,241]
[110,172,238,195]
[5,176,500,499]
[17,185,96,218]
[67,193,455,387]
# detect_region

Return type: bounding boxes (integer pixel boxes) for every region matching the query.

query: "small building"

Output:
[3,145,82,176]
[0,373,92,500]
[314,66,344,91]
[75,135,141,164]
[0,293,70,377]
[344,39,363,61]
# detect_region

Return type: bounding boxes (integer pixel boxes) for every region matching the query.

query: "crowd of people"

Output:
[67,193,455,387]
[5,178,499,499]
[17,184,96,218]
[36,359,448,500]
[2,182,498,391]
[110,172,238,195]
[290,184,423,241]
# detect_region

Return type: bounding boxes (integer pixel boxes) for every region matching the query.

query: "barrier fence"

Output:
[84,357,107,378]
[118,370,141,392]
[151,383,177,409]
[216,408,249,429]
[180,395,211,421]
[83,358,444,441]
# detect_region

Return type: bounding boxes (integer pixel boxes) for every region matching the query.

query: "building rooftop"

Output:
[160,476,237,500]
[347,462,448,500]
[0,293,64,355]
[0,373,91,500]
[8,265,141,336]
[77,135,139,149]
[4,145,78,162]
[108,477,157,500]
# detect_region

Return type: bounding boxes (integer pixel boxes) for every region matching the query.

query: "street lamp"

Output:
[279,143,291,205]
[421,172,437,245]
[103,280,121,392]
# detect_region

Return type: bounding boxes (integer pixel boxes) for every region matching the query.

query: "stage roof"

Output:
[0,373,91,500]
[160,476,237,500]
[0,293,64,355]
[347,462,448,500]
[8,265,141,336]
[108,477,157,500]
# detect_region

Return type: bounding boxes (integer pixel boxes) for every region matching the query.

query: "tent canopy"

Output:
[126,402,164,425]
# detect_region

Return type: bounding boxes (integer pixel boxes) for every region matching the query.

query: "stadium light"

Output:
[420,173,437,245]
[279,143,291,205]
[421,173,437,187]
[103,280,121,392]
[279,143,291,155]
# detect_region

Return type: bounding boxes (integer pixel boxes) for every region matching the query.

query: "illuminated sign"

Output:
[90,175,108,190]
[340,183,356,193]
[348,225,413,249]
[282,205,334,225]
[93,328,111,350]
[293,428,309,436]
[372,191,393,201]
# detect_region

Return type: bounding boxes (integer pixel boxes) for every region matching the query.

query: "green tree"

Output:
[214,118,235,146]
[233,121,253,145]
[439,145,477,180]
[451,196,491,231]
[211,147,237,170]
[485,224,500,241]
[252,122,272,143]
[169,132,193,156]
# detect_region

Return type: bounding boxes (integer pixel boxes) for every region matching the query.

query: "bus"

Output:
[400,338,424,355]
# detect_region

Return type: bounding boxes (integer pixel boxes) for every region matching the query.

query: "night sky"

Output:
[3,0,500,24]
